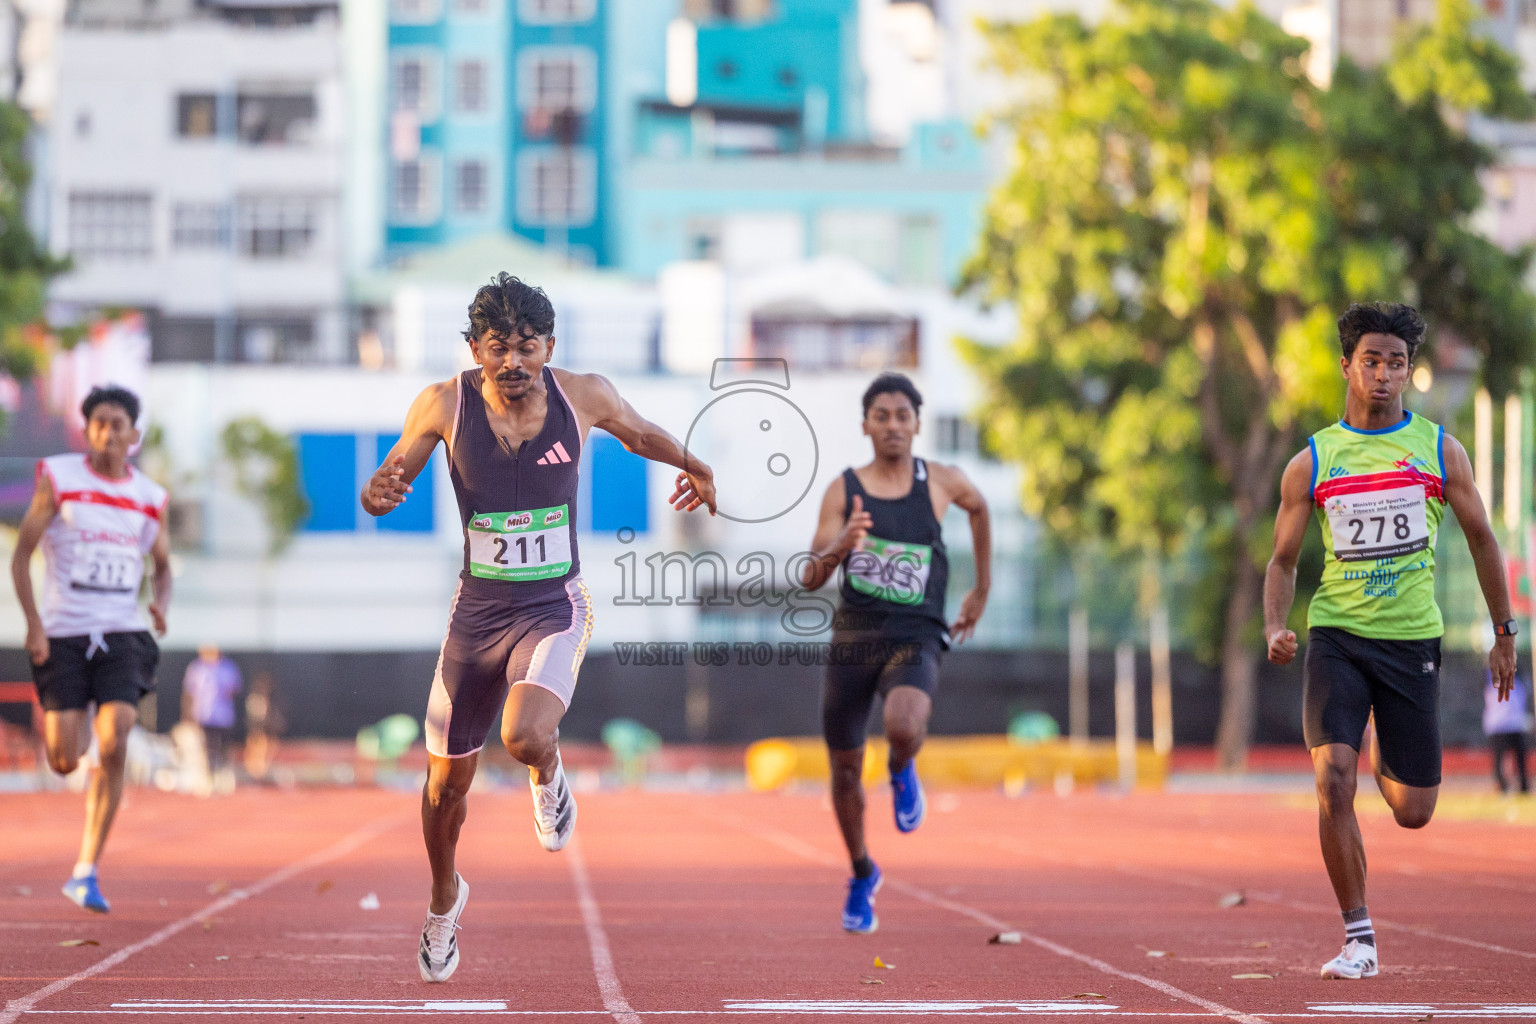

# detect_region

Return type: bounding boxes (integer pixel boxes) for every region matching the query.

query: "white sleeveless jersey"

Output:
[37,454,167,637]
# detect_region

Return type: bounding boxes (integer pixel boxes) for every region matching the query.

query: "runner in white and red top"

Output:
[9,385,172,914]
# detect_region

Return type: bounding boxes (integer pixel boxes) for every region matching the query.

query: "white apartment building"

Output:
[47,0,348,364]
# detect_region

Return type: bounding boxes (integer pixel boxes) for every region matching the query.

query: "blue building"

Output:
[381,0,989,287]
[386,0,609,264]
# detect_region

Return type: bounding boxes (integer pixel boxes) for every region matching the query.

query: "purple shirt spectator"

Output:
[183,654,243,729]
[1484,674,1533,736]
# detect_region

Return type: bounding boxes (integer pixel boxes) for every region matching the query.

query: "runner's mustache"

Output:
[497,371,531,382]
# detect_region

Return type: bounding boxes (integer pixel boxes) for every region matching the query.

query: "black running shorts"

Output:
[1303,625,1442,788]
[31,631,159,713]
[821,628,945,752]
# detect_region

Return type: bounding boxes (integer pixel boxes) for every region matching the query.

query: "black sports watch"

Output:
[1494,619,1519,637]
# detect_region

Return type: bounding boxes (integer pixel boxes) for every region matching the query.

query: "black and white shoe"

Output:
[531,755,577,852]
[418,873,468,983]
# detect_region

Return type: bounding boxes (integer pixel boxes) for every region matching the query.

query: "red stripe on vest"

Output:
[57,490,163,520]
[1314,469,1444,507]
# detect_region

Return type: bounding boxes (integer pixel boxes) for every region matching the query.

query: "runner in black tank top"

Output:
[836,457,949,638]
[802,373,993,935]
[450,364,582,601]
[362,273,717,982]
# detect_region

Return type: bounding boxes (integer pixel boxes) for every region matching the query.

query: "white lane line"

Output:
[0,814,399,1024]
[566,838,641,1024]
[1094,859,1536,961]
[974,831,1536,963]
[17,1002,1536,1019]
[697,809,1269,1024]
[722,1001,1125,1014]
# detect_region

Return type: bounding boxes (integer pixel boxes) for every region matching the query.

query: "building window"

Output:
[897,215,941,287]
[236,196,318,259]
[815,209,900,281]
[750,316,919,370]
[392,154,441,222]
[297,432,435,532]
[390,0,440,24]
[516,148,595,226]
[518,0,595,25]
[587,433,648,533]
[517,47,597,112]
[392,53,440,120]
[68,192,153,261]
[683,0,774,20]
[172,202,232,249]
[176,93,220,138]
[238,316,317,364]
[236,90,317,146]
[934,415,980,456]
[453,59,488,114]
[454,160,488,214]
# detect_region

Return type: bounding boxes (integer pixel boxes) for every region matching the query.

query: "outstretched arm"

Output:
[584,373,717,515]
[361,381,454,517]
[10,469,56,665]
[147,516,172,636]
[800,476,870,591]
[1442,433,1517,699]
[1264,447,1314,666]
[935,463,990,644]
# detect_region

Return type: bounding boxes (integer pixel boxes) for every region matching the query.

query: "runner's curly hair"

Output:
[463,272,556,344]
[1337,302,1426,362]
[861,373,923,417]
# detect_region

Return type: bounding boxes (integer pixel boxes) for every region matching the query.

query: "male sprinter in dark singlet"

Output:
[1265,302,1517,979]
[362,273,717,982]
[11,386,171,914]
[800,372,991,933]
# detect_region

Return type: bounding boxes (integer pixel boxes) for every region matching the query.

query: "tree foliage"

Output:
[0,100,69,430]
[961,0,1536,768]
[221,418,309,556]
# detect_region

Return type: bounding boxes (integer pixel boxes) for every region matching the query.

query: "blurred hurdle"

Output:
[744,735,1168,792]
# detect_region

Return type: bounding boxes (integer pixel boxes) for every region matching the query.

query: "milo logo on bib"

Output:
[467,504,573,581]
[845,535,933,607]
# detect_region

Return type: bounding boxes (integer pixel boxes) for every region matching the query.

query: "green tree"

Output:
[221,417,309,555]
[961,0,1536,770]
[0,101,70,433]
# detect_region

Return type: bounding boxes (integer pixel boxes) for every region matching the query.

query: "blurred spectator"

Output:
[181,646,243,794]
[242,670,286,783]
[1484,671,1532,796]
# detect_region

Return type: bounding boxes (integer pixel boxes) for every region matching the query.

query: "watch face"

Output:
[684,387,819,524]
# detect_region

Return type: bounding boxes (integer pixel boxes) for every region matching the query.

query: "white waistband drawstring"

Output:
[84,631,109,660]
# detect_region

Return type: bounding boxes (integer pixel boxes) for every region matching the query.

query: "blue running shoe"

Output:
[891,760,926,833]
[62,873,110,914]
[842,863,882,934]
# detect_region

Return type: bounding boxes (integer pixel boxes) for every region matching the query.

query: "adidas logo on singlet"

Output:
[536,442,573,466]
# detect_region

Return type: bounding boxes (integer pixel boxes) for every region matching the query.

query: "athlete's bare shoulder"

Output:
[1277,446,1314,505]
[547,368,627,439]
[922,458,961,487]
[404,377,459,441]
[548,367,618,413]
[923,458,981,506]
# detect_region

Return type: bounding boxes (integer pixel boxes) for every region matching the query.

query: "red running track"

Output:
[1,783,1534,1022]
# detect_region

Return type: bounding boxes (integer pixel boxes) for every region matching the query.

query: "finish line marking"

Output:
[13,1001,1536,1019]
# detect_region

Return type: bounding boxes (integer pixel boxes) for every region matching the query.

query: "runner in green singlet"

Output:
[1264,302,1518,980]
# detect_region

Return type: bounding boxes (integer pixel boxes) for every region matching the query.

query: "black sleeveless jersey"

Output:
[449,365,582,601]
[835,457,949,637]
